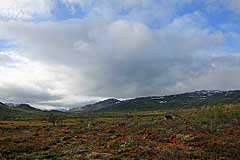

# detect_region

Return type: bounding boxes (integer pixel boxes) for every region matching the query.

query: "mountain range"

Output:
[70,90,240,113]
[0,102,63,119]
[1,90,240,118]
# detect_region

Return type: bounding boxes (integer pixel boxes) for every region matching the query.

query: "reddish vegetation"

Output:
[0,105,239,159]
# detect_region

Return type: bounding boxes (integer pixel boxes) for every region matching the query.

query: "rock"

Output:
[164,114,174,120]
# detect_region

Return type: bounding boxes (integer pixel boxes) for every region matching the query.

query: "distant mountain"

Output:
[0,102,6,106]
[0,102,63,119]
[0,102,41,119]
[5,103,19,107]
[17,104,36,111]
[69,98,121,113]
[48,110,65,114]
[2,90,240,117]
[70,90,240,113]
[9,103,42,112]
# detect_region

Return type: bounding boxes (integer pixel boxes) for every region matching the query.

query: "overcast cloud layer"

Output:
[0,0,240,110]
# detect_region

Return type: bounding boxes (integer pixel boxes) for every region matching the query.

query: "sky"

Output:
[0,0,240,110]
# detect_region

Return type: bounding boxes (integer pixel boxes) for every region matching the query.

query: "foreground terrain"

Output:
[0,104,240,160]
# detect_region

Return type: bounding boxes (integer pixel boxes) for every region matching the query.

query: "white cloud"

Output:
[0,12,227,99]
[0,51,70,107]
[0,0,53,20]
[0,1,239,109]
[0,51,113,109]
[169,55,240,93]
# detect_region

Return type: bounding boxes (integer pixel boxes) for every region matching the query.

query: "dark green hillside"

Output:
[69,98,120,113]
[0,103,39,118]
[87,90,240,112]
[0,102,64,119]
[16,104,42,112]
[2,90,240,117]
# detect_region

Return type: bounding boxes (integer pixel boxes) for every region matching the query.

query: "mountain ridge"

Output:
[69,98,120,112]
[0,102,64,118]
[1,90,240,117]
[70,90,240,112]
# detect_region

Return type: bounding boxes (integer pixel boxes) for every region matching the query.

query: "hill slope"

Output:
[72,90,240,112]
[69,99,120,113]
[0,103,63,118]
[0,102,42,118]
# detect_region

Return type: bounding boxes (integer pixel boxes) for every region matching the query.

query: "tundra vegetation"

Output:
[0,104,239,160]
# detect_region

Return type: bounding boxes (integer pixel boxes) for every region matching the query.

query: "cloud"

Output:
[0,1,239,109]
[0,51,107,109]
[0,12,226,99]
[0,0,54,20]
[0,52,65,106]
[62,0,192,25]
[170,55,240,93]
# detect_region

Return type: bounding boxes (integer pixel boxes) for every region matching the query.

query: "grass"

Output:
[0,104,239,160]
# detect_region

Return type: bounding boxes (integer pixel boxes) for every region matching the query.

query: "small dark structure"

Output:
[164,114,174,120]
